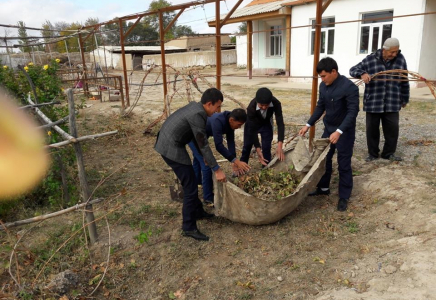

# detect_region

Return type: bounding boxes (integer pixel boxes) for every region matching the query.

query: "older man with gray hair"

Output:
[350,37,410,162]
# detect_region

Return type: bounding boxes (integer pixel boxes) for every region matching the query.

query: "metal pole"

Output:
[31,46,35,64]
[94,33,99,67]
[100,30,109,75]
[158,10,168,116]
[119,19,130,106]
[37,48,43,64]
[48,43,53,59]
[4,39,12,68]
[215,0,221,90]
[78,33,89,96]
[309,0,323,148]
[64,40,72,69]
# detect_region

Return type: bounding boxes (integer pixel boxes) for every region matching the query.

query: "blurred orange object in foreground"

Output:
[0,90,50,199]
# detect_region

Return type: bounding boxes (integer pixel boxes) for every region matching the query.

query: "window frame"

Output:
[265,20,283,58]
[310,16,335,55]
[358,10,393,55]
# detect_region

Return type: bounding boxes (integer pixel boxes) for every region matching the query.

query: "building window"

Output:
[269,25,282,57]
[311,17,335,55]
[359,10,393,54]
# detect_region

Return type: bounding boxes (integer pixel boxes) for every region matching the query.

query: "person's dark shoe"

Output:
[308,187,330,196]
[365,155,378,162]
[196,211,215,220]
[204,199,214,206]
[381,154,402,161]
[337,198,348,211]
[182,229,209,241]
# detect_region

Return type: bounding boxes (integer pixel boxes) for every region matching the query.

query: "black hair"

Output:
[316,57,338,74]
[201,88,224,105]
[229,108,247,123]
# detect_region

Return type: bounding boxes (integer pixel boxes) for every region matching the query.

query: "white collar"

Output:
[256,102,274,110]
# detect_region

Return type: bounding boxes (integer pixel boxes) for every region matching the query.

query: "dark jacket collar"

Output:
[328,72,342,88]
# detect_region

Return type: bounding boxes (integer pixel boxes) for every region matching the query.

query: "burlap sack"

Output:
[213,138,330,225]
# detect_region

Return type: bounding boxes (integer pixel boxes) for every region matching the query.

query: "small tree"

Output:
[174,25,195,38]
[237,22,247,34]
[17,21,31,53]
[41,20,59,53]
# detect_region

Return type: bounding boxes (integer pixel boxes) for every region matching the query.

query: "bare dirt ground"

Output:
[2,65,436,300]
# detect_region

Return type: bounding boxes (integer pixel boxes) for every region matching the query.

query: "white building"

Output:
[212,0,436,86]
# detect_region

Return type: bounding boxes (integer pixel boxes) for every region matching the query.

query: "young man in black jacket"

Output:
[299,57,359,211]
[241,87,285,166]
[154,88,226,241]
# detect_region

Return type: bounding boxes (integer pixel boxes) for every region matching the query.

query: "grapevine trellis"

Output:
[122,64,246,134]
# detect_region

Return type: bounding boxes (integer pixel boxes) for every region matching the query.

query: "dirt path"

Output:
[68,66,435,300]
[2,65,435,300]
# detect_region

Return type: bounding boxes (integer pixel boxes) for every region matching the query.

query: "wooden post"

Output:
[285,15,291,76]
[164,94,171,117]
[215,0,221,90]
[67,89,98,244]
[309,0,323,149]
[158,10,168,109]
[247,21,253,79]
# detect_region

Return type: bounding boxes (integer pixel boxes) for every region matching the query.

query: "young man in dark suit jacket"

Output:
[154,88,226,241]
[188,108,250,204]
[299,57,359,211]
[241,87,285,166]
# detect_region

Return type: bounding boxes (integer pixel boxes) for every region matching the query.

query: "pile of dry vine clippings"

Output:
[233,167,301,200]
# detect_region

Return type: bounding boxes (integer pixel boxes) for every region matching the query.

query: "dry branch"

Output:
[26,94,75,141]
[142,65,246,133]
[37,115,70,129]
[355,69,436,100]
[19,100,61,109]
[46,131,118,148]
[0,198,105,230]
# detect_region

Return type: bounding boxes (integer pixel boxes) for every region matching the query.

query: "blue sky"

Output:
[0,0,251,37]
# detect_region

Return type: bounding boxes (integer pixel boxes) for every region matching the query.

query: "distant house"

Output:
[210,0,436,86]
[91,46,185,71]
[91,34,236,71]
[165,33,234,51]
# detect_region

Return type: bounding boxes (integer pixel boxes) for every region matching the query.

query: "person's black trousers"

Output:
[161,155,205,231]
[317,130,355,200]
[366,112,399,158]
[241,122,274,163]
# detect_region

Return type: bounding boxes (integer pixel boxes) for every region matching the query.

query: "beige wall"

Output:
[142,50,236,69]
[92,49,133,70]
[165,35,231,51]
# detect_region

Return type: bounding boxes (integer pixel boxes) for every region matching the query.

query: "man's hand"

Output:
[233,159,250,173]
[256,147,268,166]
[276,141,285,161]
[329,131,341,144]
[361,73,371,84]
[299,125,310,137]
[232,162,246,176]
[402,103,408,108]
[214,168,227,182]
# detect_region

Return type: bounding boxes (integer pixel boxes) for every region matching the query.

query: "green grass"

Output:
[346,221,359,233]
